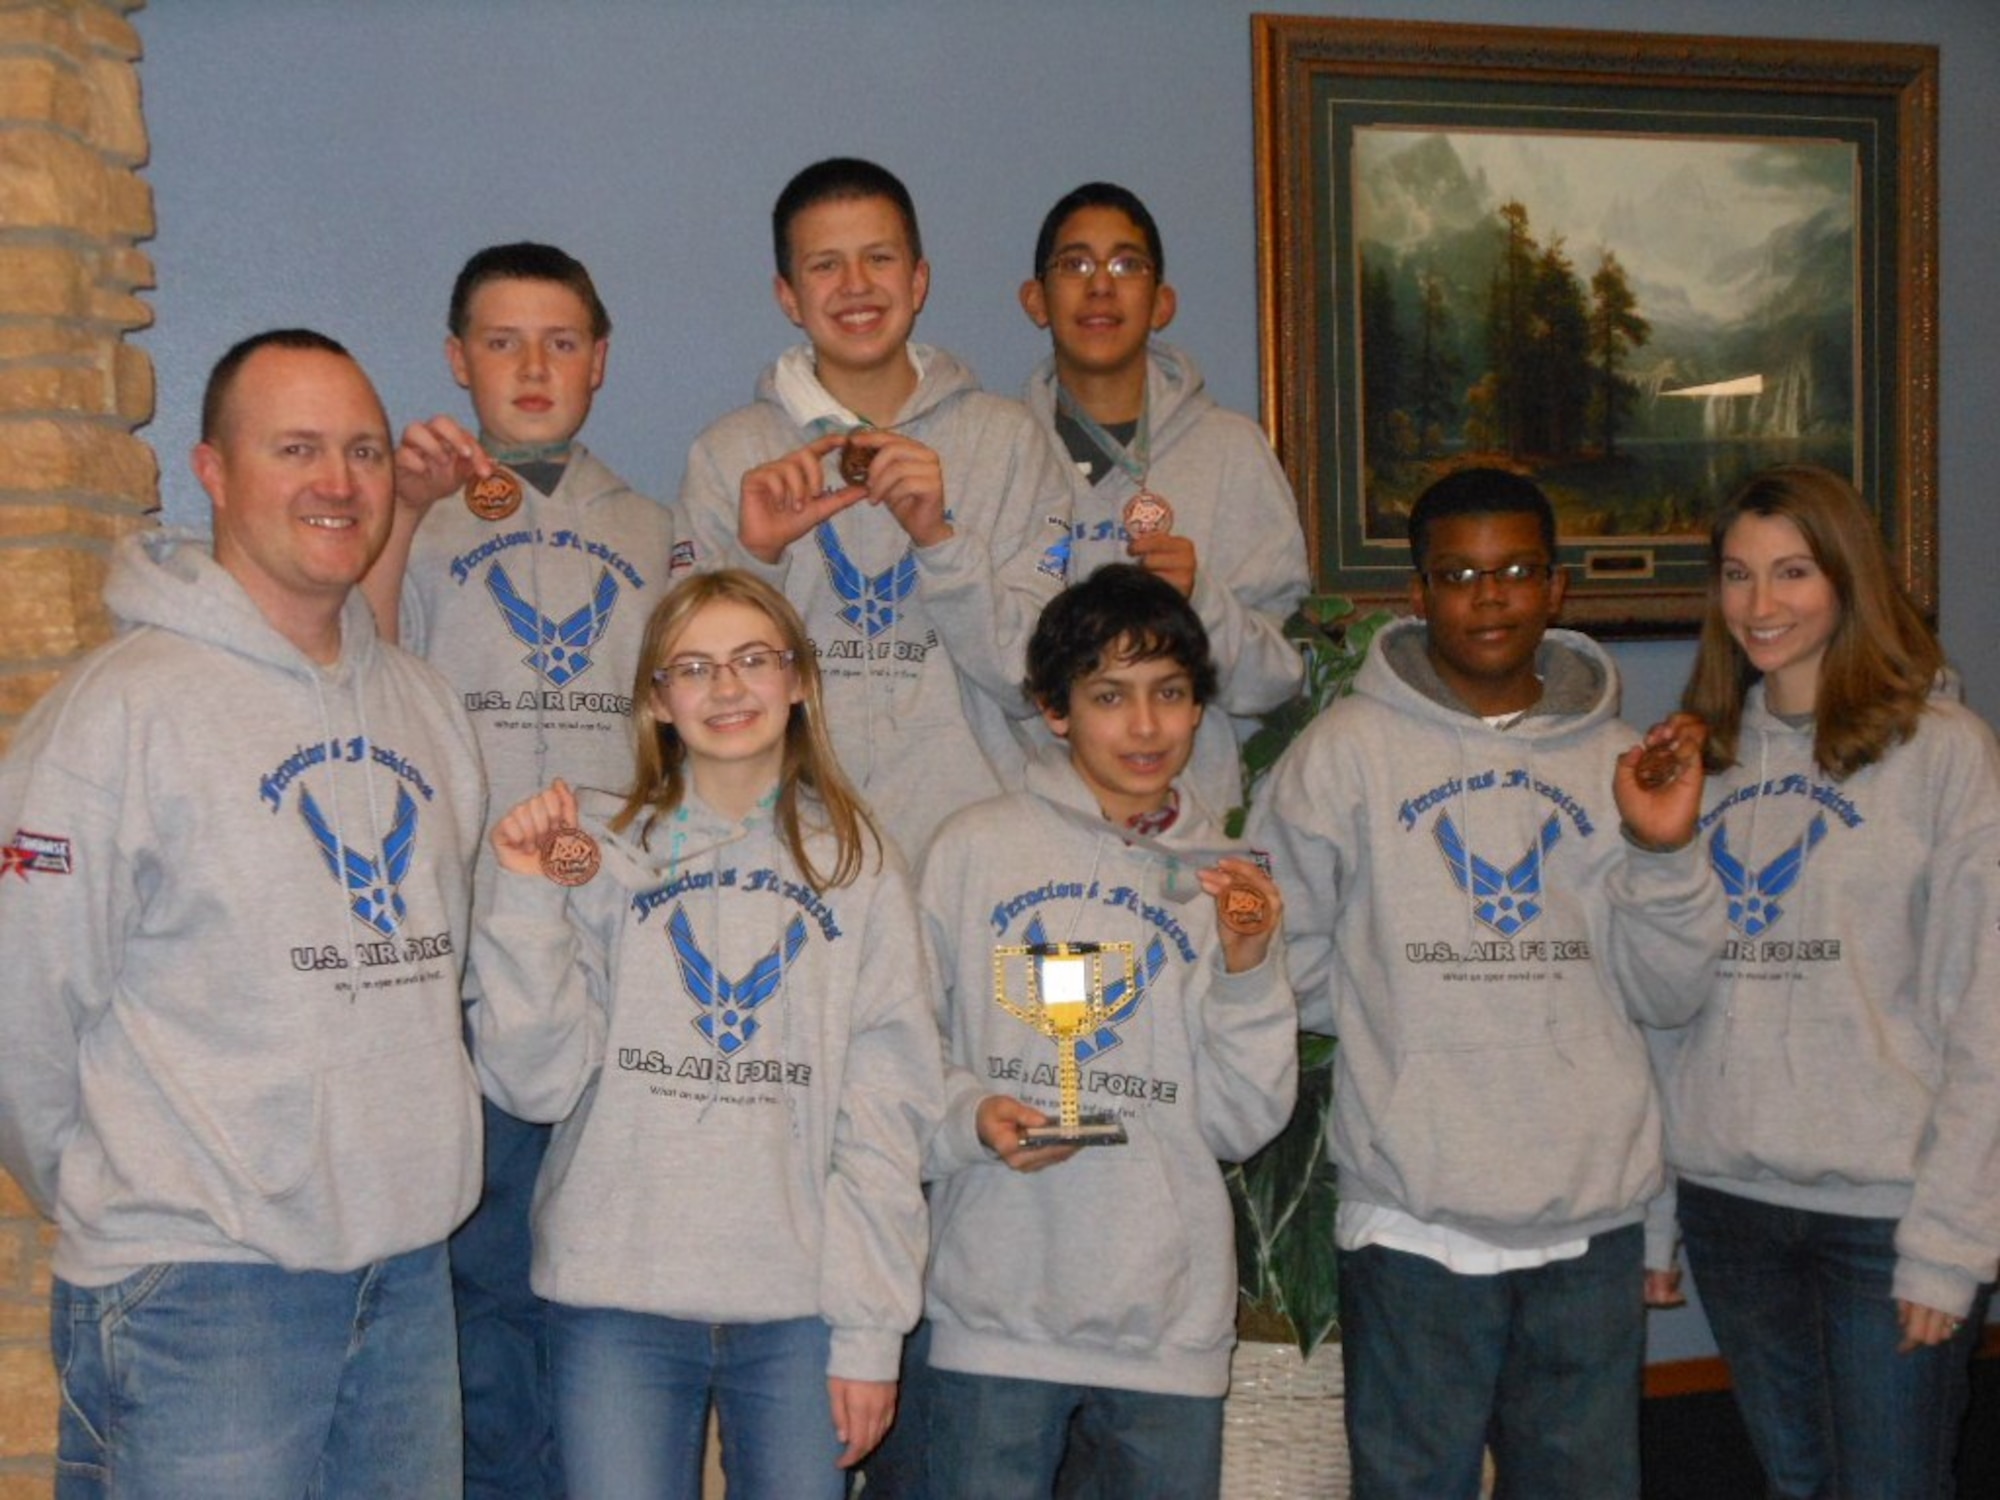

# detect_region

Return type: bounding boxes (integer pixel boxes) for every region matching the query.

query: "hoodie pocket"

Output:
[929,1136,1202,1353]
[1663,1003,1929,1187]
[1365,1023,1658,1230]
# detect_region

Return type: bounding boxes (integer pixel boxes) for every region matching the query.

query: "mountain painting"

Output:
[1351,127,1859,545]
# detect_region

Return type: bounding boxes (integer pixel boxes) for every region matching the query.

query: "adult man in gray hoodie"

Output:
[0,330,486,1499]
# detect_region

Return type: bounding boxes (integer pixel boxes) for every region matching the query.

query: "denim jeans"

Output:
[925,1367,1223,1499]
[1339,1224,1644,1500]
[550,1305,842,1499]
[451,1097,561,1500]
[1678,1180,1991,1499]
[52,1244,460,1500]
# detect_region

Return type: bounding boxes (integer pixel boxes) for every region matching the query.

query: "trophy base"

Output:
[1022,1113,1128,1148]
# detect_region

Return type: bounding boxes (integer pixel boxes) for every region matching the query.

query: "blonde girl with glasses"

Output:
[471,568,942,1499]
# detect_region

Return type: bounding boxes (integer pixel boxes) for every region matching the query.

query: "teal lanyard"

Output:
[481,434,573,466]
[1054,383,1148,487]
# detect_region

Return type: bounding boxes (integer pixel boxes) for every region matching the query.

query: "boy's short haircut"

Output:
[1031,181,1164,278]
[772,157,923,281]
[200,327,352,442]
[1027,562,1217,718]
[447,242,612,342]
[1407,467,1557,573]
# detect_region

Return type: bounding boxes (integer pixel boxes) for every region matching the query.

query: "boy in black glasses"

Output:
[1020,182,1309,818]
[1248,467,1722,1500]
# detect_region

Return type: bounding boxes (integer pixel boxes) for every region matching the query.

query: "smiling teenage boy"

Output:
[1021,182,1308,817]
[677,157,1074,864]
[918,563,1295,1498]
[1248,468,1724,1500]
[362,242,697,1500]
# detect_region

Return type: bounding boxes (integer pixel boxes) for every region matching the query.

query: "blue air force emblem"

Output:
[815,524,917,639]
[486,563,620,686]
[668,905,810,1056]
[1020,914,1161,1062]
[1710,815,1826,937]
[1432,810,1562,936]
[1039,530,1074,583]
[299,783,417,936]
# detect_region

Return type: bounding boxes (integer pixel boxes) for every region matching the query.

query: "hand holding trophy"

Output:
[992,940,1136,1149]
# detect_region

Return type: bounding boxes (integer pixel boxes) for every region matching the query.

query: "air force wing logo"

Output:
[668,905,810,1057]
[1038,527,1073,583]
[1432,810,1562,936]
[815,524,917,639]
[486,563,620,686]
[1022,914,1161,1063]
[299,784,417,936]
[1710,814,1826,937]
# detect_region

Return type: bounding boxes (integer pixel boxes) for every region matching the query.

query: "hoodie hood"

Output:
[107,527,383,681]
[1022,339,1215,456]
[763,341,982,436]
[1362,617,1619,742]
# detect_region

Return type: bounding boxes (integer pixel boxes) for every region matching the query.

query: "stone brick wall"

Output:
[0,1,154,1491]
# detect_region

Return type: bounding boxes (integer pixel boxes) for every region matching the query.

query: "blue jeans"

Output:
[1339,1225,1644,1500]
[52,1244,460,1500]
[925,1367,1223,1499]
[550,1306,842,1499]
[1678,1180,1990,1499]
[451,1097,561,1500]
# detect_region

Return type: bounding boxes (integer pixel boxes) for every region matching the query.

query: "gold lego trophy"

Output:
[992,940,1132,1147]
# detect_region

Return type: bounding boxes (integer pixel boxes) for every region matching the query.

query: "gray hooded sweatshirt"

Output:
[1656,684,2000,1316]
[920,747,1297,1397]
[470,787,943,1381]
[0,530,486,1285]
[1023,342,1310,815]
[1250,619,1723,1250]
[678,344,1075,860]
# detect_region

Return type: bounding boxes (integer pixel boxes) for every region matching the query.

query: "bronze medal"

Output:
[839,438,873,489]
[1122,489,1174,538]
[1633,742,1681,790]
[465,468,523,522]
[1219,880,1273,937]
[540,826,601,887]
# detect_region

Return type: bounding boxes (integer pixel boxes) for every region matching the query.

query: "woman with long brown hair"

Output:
[1655,464,2000,1497]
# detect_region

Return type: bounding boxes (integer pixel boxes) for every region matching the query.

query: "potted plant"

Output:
[1219,596,1393,1498]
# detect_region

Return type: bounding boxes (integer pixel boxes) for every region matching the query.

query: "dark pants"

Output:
[1340,1225,1645,1500]
[451,1098,562,1500]
[1679,1179,1990,1500]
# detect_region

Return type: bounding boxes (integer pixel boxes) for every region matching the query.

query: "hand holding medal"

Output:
[1198,855,1282,972]
[1615,712,1709,854]
[488,778,597,886]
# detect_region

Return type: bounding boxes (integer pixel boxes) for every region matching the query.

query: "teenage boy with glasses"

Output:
[1020,181,1309,820]
[1249,467,1724,1500]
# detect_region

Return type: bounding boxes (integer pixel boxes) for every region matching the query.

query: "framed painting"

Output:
[1252,16,1938,632]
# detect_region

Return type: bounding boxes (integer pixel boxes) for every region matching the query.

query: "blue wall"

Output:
[133,1,2000,1362]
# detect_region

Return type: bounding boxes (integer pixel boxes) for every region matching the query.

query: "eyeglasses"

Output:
[1043,252,1156,281]
[1423,562,1554,591]
[651,649,797,690]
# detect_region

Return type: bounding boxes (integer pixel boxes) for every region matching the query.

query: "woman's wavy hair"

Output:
[611,570,879,890]
[1682,464,1941,780]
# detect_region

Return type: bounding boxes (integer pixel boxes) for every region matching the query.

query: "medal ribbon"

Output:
[1055,383,1149,488]
[480,434,574,466]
